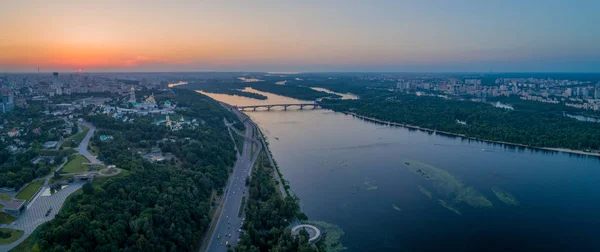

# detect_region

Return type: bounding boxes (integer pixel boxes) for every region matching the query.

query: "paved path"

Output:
[204,107,260,252]
[0,181,84,252]
[77,121,99,164]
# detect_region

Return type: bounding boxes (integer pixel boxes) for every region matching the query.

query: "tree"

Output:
[53,171,61,180]
[82,182,94,195]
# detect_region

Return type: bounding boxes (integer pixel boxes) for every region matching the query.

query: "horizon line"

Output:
[2,71,600,74]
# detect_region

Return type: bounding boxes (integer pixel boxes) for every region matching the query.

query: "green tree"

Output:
[82,182,94,195]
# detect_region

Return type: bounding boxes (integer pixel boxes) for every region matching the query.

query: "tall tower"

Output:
[129,86,136,103]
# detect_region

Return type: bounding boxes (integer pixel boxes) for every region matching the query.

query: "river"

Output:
[199,88,600,251]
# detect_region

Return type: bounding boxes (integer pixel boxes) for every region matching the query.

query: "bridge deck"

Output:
[236,103,320,110]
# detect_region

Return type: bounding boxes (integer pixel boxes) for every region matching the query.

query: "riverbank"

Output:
[344,112,600,158]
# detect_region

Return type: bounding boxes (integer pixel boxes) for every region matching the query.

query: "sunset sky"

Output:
[1,0,599,72]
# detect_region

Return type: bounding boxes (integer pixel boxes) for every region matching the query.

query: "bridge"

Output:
[235,103,320,111]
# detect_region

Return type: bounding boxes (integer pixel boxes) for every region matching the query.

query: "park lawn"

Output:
[0,192,11,202]
[88,144,99,156]
[0,228,24,245]
[60,155,90,173]
[9,225,41,252]
[0,213,15,224]
[61,125,89,148]
[91,169,128,187]
[16,180,44,202]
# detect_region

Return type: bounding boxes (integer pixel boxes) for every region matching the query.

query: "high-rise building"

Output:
[0,79,15,113]
[52,72,62,95]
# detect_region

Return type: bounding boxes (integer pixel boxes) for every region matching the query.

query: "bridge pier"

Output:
[253,107,256,111]
[284,105,288,111]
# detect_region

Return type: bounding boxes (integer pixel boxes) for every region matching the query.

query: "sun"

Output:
[78,68,83,73]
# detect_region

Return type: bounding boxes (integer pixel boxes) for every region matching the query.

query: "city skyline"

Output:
[1,0,599,73]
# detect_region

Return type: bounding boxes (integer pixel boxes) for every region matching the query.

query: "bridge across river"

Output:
[236,103,320,111]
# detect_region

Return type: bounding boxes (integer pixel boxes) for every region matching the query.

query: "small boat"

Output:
[405,162,410,165]
[274,137,279,140]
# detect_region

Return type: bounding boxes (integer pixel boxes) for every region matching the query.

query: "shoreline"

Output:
[343,112,600,158]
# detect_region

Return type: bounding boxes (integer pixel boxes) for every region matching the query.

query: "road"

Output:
[77,121,100,164]
[204,108,261,251]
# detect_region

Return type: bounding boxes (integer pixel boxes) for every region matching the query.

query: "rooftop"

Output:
[4,198,26,211]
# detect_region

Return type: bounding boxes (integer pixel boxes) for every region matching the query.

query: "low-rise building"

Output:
[7,128,19,137]
[43,141,59,149]
[3,199,26,216]
[100,135,114,142]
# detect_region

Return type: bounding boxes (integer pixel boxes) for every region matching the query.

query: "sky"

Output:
[1,0,599,73]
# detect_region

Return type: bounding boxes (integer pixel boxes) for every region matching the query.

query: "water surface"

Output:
[201,89,600,251]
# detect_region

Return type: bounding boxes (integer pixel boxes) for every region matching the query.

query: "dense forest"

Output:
[34,89,243,251]
[236,152,314,252]
[321,90,600,151]
[178,78,340,101]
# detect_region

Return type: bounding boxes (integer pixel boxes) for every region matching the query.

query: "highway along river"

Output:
[199,88,600,251]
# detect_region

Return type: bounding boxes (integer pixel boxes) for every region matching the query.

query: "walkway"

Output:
[0,181,85,252]
[76,121,100,164]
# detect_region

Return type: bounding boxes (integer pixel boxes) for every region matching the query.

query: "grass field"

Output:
[8,225,38,252]
[60,155,90,173]
[0,228,24,245]
[15,180,44,202]
[0,192,11,202]
[61,125,89,148]
[88,144,99,156]
[0,213,16,224]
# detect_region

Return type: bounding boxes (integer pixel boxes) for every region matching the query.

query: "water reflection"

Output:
[168,81,188,88]
[197,87,308,107]
[201,90,600,251]
[310,87,359,100]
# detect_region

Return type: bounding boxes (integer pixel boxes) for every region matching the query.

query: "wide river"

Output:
[200,88,600,251]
